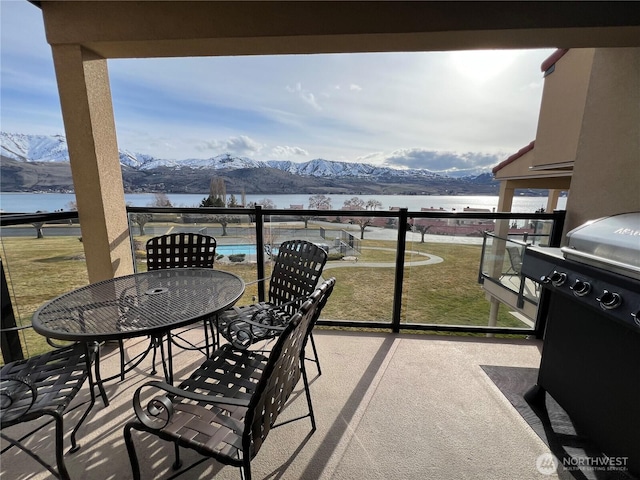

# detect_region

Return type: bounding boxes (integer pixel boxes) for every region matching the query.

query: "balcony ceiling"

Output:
[38,1,640,58]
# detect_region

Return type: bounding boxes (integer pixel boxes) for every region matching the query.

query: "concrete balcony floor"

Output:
[0,329,559,479]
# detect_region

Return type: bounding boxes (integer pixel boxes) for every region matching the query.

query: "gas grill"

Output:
[521,212,640,477]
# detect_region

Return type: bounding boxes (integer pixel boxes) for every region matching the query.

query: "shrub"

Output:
[229,254,246,263]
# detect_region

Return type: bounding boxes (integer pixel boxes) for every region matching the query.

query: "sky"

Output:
[0,0,556,174]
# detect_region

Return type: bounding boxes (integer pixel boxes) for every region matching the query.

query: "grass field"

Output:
[1,230,522,362]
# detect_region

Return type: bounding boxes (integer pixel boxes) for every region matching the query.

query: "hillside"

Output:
[0,132,501,195]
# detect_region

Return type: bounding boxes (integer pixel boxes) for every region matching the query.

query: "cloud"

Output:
[285,82,322,111]
[356,151,386,164]
[195,135,263,156]
[269,145,309,158]
[383,149,503,173]
[1,4,555,164]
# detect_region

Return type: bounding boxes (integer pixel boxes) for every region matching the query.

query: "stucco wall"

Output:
[563,48,640,237]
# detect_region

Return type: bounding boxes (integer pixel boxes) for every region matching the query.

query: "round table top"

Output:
[32,268,245,342]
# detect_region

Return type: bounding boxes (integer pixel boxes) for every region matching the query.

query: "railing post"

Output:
[1,258,24,362]
[548,210,566,247]
[392,208,408,333]
[478,232,488,284]
[254,205,266,302]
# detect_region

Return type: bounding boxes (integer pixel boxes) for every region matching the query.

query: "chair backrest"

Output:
[268,240,328,314]
[146,233,217,270]
[246,278,334,456]
[506,246,523,274]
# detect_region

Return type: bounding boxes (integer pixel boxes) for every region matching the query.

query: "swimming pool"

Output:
[216,244,257,256]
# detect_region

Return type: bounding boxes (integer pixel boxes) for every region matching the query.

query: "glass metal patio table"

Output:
[32,268,245,400]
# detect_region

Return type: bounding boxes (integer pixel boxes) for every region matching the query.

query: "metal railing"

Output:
[1,207,566,362]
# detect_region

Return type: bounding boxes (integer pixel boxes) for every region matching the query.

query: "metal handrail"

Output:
[1,207,566,341]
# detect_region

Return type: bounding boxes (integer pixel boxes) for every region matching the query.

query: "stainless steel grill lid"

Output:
[561,211,640,279]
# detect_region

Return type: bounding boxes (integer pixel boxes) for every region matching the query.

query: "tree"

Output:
[343,197,373,239]
[210,214,239,236]
[200,196,225,207]
[201,177,227,207]
[228,194,238,207]
[131,213,152,235]
[32,211,46,238]
[343,197,366,210]
[413,221,432,243]
[246,199,276,223]
[366,199,382,211]
[353,216,373,239]
[299,194,332,229]
[308,194,332,210]
[298,214,315,229]
[256,198,276,209]
[150,193,172,207]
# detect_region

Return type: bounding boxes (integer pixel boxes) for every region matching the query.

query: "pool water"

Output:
[216,244,257,256]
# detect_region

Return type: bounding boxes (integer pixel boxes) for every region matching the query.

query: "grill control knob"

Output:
[549,271,567,287]
[570,279,591,297]
[596,290,622,310]
[632,310,640,328]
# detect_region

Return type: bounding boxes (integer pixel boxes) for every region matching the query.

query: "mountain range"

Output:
[0,132,501,195]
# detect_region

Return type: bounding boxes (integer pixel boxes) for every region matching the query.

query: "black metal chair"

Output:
[1,257,106,479]
[0,342,101,480]
[216,240,328,374]
[123,278,335,480]
[145,232,217,271]
[138,233,218,378]
[504,245,524,276]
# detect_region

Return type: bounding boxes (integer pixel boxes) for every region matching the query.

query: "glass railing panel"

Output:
[401,216,511,328]
[480,228,542,307]
[1,213,86,361]
[264,212,396,324]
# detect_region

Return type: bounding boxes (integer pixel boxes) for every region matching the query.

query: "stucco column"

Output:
[546,189,562,212]
[486,181,516,330]
[51,45,133,282]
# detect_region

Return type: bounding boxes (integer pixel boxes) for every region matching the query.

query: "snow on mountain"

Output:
[1,132,70,162]
[267,158,440,178]
[1,132,451,179]
[138,153,266,171]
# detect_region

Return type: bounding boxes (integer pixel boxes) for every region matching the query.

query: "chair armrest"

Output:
[227,312,287,349]
[132,380,250,430]
[0,376,37,424]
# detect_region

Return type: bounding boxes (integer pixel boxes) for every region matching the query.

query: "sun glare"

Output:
[450,50,522,82]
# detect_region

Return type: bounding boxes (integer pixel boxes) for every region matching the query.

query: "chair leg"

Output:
[51,413,71,480]
[119,339,126,381]
[123,422,142,480]
[301,364,316,431]
[240,457,252,480]
[308,332,322,376]
[69,378,97,453]
[173,442,183,470]
[150,336,159,375]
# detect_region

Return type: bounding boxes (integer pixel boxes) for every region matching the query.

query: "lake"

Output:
[0,192,566,214]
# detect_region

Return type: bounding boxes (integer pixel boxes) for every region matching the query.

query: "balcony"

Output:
[0,207,588,479]
[1,322,564,479]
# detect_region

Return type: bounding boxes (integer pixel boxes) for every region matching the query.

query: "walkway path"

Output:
[324,246,443,270]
